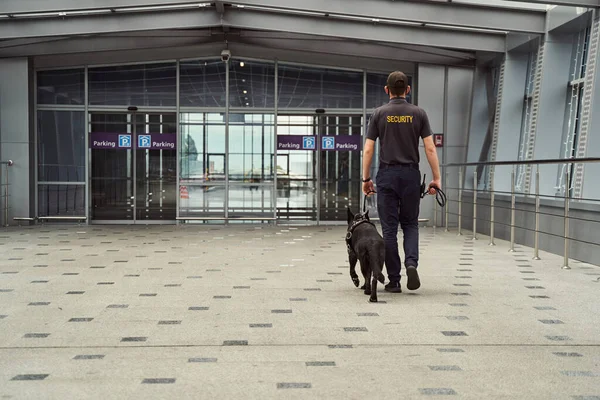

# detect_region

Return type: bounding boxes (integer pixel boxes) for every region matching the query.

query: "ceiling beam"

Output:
[236,36,475,67]
[229,0,546,33]
[0,33,214,57]
[0,10,221,39]
[0,0,210,14]
[501,0,599,6]
[0,7,508,52]
[0,0,547,34]
[223,9,507,53]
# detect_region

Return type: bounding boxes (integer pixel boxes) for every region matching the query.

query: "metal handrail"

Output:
[438,158,600,270]
[443,156,600,167]
[0,160,13,227]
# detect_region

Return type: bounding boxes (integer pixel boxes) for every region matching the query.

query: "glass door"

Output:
[90,112,177,223]
[134,113,177,221]
[90,113,134,221]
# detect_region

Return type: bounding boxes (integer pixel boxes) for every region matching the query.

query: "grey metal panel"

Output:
[229,0,546,33]
[0,59,31,222]
[0,9,221,39]
[224,10,507,53]
[417,65,446,133]
[466,67,491,163]
[532,33,574,196]
[494,52,529,193]
[0,0,546,33]
[548,6,592,33]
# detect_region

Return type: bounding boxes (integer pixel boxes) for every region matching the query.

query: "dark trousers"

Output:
[376,164,421,283]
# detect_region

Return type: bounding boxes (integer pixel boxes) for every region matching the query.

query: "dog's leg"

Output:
[349,251,360,288]
[369,275,378,303]
[362,261,372,296]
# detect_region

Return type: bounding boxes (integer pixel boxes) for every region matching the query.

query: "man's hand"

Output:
[363,180,375,196]
[428,179,442,195]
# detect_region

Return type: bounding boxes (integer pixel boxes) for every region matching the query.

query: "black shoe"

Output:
[385,281,402,293]
[406,266,421,291]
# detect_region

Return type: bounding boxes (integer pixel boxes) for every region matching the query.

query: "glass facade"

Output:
[36,59,412,223]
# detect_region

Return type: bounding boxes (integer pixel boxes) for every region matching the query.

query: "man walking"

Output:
[361,71,441,293]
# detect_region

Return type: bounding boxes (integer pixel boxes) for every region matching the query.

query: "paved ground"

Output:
[0,224,599,399]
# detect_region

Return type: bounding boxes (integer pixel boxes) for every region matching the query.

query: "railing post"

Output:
[445,170,450,232]
[533,164,541,260]
[2,160,13,227]
[563,167,571,270]
[489,176,495,246]
[473,170,477,240]
[457,167,462,236]
[509,166,516,252]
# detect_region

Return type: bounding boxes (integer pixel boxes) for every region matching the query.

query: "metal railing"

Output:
[0,160,14,227]
[440,157,600,270]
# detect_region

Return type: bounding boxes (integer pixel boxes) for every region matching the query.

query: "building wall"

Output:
[463,9,600,263]
[417,64,473,226]
[0,58,33,224]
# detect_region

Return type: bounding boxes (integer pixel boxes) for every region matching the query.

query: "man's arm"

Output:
[362,138,376,195]
[423,135,442,191]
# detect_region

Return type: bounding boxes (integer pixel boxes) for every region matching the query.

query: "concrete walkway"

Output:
[0,224,599,399]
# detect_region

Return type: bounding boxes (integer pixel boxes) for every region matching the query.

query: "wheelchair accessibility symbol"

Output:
[138,135,151,148]
[322,137,335,150]
[302,136,316,150]
[118,135,131,148]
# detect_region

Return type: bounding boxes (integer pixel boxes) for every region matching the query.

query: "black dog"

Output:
[346,208,385,303]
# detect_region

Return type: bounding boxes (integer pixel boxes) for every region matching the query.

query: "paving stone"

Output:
[142,378,175,384]
[553,352,583,357]
[429,365,462,371]
[419,388,457,395]
[73,355,105,360]
[11,374,49,381]
[277,383,311,389]
[441,331,468,337]
[121,337,147,342]
[223,340,248,346]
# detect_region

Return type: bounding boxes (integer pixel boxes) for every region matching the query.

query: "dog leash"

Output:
[363,190,377,213]
[420,174,447,207]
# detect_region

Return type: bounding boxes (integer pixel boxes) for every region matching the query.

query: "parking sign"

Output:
[322,137,335,150]
[302,136,316,150]
[118,135,131,148]
[138,135,151,148]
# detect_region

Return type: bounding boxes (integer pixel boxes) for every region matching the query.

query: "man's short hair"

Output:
[386,71,408,96]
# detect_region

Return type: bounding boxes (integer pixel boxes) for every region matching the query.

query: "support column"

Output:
[0,58,33,224]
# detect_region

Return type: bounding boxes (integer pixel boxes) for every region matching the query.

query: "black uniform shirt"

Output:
[366,98,433,165]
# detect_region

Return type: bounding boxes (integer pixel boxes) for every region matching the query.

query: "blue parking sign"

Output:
[138,135,151,148]
[302,136,315,150]
[118,135,131,148]
[322,137,335,150]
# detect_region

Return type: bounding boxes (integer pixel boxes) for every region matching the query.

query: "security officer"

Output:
[362,71,441,293]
